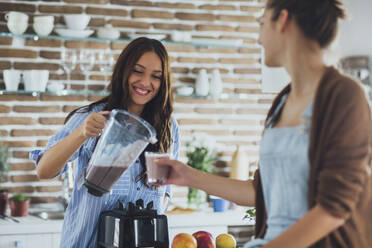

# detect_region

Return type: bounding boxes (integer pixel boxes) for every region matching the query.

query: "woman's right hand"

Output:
[79,111,110,138]
[155,159,197,187]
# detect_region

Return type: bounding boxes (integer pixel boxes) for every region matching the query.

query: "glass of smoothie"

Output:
[145,152,171,184]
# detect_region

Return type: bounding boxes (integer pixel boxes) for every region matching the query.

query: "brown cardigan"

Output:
[253,67,372,247]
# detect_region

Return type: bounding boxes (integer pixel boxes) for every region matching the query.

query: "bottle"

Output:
[210,69,223,98]
[195,69,209,96]
[229,146,249,180]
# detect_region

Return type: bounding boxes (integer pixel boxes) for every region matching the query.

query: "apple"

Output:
[192,231,213,240]
[192,231,215,248]
[172,233,197,248]
[216,233,236,248]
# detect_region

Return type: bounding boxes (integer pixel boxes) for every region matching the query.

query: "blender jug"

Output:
[83,109,157,196]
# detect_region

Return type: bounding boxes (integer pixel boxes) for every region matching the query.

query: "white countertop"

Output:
[0,209,253,236]
[167,209,253,227]
[0,215,63,235]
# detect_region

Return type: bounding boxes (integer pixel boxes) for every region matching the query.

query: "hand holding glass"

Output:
[145,152,171,184]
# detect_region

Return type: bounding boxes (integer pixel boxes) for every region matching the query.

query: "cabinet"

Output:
[0,233,60,248]
[0,217,63,248]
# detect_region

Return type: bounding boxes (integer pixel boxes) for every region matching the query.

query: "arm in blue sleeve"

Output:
[29,110,90,177]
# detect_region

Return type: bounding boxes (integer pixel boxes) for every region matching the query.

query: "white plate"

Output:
[192,38,243,46]
[128,34,166,40]
[55,28,94,38]
[176,86,194,96]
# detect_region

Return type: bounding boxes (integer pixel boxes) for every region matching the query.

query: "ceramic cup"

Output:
[3,69,21,91]
[47,82,64,92]
[5,11,28,34]
[33,16,54,36]
[210,196,230,212]
[23,70,49,92]
[64,14,90,30]
[171,31,191,42]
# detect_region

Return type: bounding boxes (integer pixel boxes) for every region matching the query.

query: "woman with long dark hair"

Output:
[30,37,179,247]
[156,1,372,247]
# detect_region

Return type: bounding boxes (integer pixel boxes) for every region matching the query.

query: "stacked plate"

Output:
[128,34,166,40]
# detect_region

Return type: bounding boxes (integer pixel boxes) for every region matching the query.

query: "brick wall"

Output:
[0,0,272,239]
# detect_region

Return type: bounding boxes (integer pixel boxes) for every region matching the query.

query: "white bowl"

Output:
[34,15,54,25]
[55,28,94,38]
[171,31,191,42]
[23,70,49,92]
[47,82,64,92]
[176,86,194,96]
[97,25,120,39]
[64,14,90,31]
[33,22,53,36]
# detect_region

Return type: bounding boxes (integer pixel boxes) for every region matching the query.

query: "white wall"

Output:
[262,0,372,93]
[339,0,372,62]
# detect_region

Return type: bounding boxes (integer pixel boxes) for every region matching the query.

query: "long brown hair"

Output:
[65,37,174,186]
[266,0,346,48]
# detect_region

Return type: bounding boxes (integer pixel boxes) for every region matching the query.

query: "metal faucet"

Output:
[59,162,73,211]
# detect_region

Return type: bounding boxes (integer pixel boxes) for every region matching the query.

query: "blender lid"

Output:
[111,109,157,144]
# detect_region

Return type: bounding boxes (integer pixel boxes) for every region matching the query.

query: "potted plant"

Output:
[9,193,30,217]
[185,133,218,207]
[243,208,256,221]
[0,141,9,215]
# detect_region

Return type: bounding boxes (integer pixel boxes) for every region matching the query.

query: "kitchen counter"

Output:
[168,208,253,227]
[0,209,253,247]
[0,208,253,234]
[167,209,253,241]
[0,215,63,235]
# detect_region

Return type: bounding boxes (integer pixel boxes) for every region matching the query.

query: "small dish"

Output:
[55,28,94,38]
[176,86,194,96]
[192,38,243,46]
[97,24,120,39]
[128,34,166,40]
[47,82,64,92]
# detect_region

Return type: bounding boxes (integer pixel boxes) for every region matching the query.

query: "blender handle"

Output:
[136,199,144,209]
[102,111,111,120]
[146,201,154,210]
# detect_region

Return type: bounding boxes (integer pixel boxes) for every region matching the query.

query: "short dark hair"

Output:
[267,0,346,48]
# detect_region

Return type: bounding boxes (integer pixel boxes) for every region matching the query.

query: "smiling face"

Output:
[127,51,163,111]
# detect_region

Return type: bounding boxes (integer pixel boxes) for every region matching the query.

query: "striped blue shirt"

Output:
[30,103,179,248]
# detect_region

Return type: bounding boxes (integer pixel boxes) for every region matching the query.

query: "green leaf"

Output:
[246,208,256,217]
[10,193,30,202]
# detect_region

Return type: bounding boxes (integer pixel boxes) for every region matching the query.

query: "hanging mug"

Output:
[5,11,28,35]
